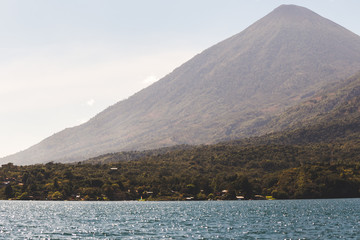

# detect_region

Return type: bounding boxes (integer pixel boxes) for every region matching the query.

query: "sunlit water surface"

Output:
[0,199,359,239]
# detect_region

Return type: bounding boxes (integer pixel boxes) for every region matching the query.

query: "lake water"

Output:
[0,199,359,239]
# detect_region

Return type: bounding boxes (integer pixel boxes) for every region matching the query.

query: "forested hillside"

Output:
[1,140,359,201]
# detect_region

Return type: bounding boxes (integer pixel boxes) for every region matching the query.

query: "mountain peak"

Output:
[276,4,308,10]
[273,4,313,14]
[268,4,319,21]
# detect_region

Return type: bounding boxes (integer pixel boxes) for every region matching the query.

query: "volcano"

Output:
[3,4,360,165]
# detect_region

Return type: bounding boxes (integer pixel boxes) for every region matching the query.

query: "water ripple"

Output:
[0,199,359,239]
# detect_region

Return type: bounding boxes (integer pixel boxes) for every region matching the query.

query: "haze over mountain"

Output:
[84,71,360,165]
[3,4,360,165]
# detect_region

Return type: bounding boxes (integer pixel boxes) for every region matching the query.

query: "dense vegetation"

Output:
[1,140,359,201]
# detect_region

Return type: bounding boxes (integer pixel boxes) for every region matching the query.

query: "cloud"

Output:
[86,99,95,107]
[76,118,89,125]
[142,75,159,85]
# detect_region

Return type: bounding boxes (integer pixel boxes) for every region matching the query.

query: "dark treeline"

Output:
[1,142,359,201]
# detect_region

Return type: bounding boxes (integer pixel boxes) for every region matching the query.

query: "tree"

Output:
[5,185,13,199]
[53,178,60,190]
[234,176,253,199]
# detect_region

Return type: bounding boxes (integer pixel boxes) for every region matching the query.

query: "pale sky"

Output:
[1,0,360,158]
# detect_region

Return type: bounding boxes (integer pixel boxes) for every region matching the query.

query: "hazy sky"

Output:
[1,0,360,158]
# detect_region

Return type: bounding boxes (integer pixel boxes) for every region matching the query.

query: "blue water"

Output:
[0,199,359,239]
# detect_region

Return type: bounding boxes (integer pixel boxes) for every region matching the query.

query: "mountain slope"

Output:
[3,4,360,165]
[255,71,360,137]
[87,72,360,165]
